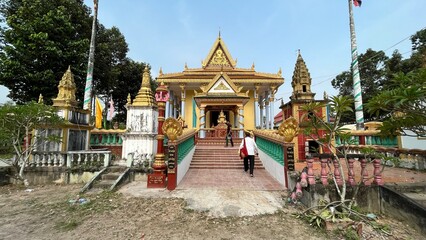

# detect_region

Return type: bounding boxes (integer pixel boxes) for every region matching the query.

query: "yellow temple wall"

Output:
[243,91,255,131]
[184,91,198,130]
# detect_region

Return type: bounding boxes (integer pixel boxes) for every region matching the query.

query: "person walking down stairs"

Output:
[225,121,234,147]
[239,132,258,177]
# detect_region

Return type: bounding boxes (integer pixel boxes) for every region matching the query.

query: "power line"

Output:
[308,28,424,87]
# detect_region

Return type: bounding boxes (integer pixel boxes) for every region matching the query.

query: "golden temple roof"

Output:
[131,66,156,107]
[52,66,78,108]
[156,35,284,95]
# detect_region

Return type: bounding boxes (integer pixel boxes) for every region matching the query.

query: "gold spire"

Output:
[127,93,131,105]
[38,94,44,104]
[290,51,315,101]
[159,67,163,76]
[53,66,78,108]
[251,62,255,70]
[132,66,156,107]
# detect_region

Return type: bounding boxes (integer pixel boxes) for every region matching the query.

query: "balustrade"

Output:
[305,154,384,186]
[90,132,123,146]
[25,150,111,169]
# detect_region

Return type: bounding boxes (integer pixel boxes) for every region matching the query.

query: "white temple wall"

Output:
[122,106,158,159]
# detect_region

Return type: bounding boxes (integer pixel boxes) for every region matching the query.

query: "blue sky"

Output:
[1,0,425,113]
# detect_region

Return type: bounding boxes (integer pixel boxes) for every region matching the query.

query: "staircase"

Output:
[190,139,264,169]
[82,166,130,193]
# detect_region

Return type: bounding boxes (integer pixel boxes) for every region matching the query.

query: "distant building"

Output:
[279,52,329,162]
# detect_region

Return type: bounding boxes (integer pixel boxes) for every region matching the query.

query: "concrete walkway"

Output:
[119,163,426,218]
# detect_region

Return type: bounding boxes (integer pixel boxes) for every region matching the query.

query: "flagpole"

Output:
[348,0,364,130]
[83,0,99,111]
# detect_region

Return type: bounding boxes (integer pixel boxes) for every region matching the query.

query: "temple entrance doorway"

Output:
[205,105,237,129]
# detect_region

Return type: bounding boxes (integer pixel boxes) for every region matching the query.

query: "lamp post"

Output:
[147,82,169,188]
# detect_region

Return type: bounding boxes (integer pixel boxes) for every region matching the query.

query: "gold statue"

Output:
[277,117,299,142]
[162,118,183,141]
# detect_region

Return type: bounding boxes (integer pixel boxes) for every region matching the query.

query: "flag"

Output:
[107,96,115,121]
[95,97,103,129]
[353,0,362,7]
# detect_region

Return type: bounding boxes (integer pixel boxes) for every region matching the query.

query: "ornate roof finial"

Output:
[184,62,188,70]
[251,62,255,70]
[52,66,78,108]
[290,50,315,101]
[127,93,131,105]
[132,66,156,107]
[278,67,282,76]
[218,28,221,39]
[159,67,163,76]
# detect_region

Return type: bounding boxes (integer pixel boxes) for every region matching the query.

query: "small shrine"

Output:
[121,67,158,160]
[44,66,92,152]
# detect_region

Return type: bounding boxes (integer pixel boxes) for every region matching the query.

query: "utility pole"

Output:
[348,0,364,130]
[83,0,99,111]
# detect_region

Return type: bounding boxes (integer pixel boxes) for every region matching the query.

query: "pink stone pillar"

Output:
[295,182,303,198]
[372,158,384,185]
[347,158,356,186]
[333,158,343,186]
[306,157,315,185]
[360,158,370,186]
[300,172,308,188]
[320,157,328,185]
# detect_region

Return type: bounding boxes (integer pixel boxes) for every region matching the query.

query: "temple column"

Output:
[168,92,173,118]
[148,82,169,188]
[165,97,170,118]
[259,97,264,129]
[180,84,186,119]
[254,88,258,129]
[199,107,205,138]
[265,91,270,129]
[269,87,276,129]
[173,95,177,118]
[238,106,244,138]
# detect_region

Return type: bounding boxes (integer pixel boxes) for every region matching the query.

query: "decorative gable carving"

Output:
[202,35,236,69]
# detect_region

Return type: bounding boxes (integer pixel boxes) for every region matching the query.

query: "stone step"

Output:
[93,179,115,189]
[102,173,121,180]
[190,165,265,169]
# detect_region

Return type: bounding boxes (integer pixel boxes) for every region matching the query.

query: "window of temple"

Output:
[303,85,307,92]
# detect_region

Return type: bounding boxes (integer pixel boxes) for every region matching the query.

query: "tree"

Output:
[331,49,389,122]
[0,101,65,186]
[299,96,395,230]
[0,0,153,123]
[112,60,148,123]
[366,68,426,137]
[0,0,92,104]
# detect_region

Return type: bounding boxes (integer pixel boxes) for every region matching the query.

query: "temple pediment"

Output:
[202,35,236,69]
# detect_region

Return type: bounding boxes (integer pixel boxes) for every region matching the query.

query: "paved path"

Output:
[177,169,285,190]
[120,162,426,218]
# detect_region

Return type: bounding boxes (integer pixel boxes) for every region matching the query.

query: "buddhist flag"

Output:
[95,97,103,129]
[353,0,362,7]
[107,96,115,121]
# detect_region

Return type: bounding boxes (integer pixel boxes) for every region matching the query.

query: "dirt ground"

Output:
[0,184,423,240]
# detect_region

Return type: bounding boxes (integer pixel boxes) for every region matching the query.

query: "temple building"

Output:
[279,52,329,162]
[156,35,284,138]
[41,66,92,152]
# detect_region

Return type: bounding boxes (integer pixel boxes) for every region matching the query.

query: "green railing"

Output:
[90,131,123,146]
[336,135,398,147]
[177,134,195,164]
[255,136,284,166]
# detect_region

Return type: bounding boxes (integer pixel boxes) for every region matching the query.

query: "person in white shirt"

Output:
[239,131,258,177]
